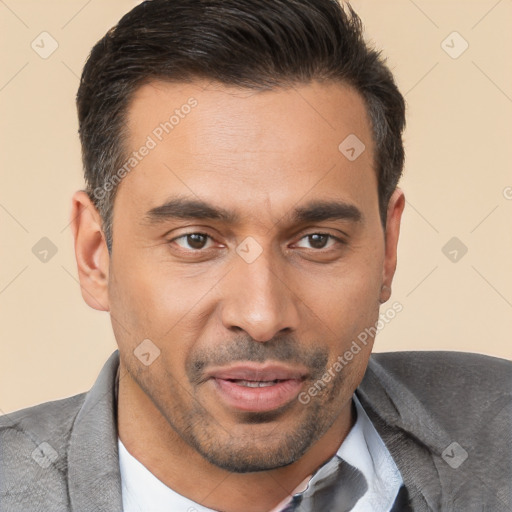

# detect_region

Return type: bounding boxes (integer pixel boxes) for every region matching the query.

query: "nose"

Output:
[219,249,301,342]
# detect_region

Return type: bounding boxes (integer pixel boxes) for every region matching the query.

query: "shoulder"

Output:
[358,352,512,509]
[0,393,86,506]
[0,392,86,442]
[361,351,512,509]
[369,350,511,391]
[370,350,511,380]
[365,351,512,430]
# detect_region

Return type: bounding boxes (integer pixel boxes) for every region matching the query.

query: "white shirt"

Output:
[119,394,403,512]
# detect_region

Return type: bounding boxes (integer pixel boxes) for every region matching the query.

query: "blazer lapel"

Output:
[356,356,451,511]
[67,351,123,512]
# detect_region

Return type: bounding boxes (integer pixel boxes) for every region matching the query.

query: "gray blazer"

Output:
[1,351,511,511]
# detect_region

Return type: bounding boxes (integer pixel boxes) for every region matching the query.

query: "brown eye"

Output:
[295,233,336,250]
[308,234,329,249]
[173,233,212,250]
[187,234,208,249]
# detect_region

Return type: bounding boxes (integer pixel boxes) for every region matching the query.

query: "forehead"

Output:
[116,79,377,225]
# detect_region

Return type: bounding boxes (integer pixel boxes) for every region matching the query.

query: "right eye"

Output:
[170,233,214,251]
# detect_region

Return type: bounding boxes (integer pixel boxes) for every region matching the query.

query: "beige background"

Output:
[1,0,511,414]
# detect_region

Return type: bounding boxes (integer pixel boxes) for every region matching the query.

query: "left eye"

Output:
[173,233,213,250]
[295,234,337,250]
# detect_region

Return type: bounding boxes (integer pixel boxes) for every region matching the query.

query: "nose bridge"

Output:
[219,248,300,341]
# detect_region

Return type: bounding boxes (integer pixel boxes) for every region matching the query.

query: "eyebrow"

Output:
[143,197,363,226]
[144,197,238,224]
[293,200,363,225]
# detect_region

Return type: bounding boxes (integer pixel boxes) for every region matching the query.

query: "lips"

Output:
[206,363,307,412]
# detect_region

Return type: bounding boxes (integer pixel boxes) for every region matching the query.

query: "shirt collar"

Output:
[277,394,403,512]
[336,394,403,511]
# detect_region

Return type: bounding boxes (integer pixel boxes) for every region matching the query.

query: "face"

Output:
[101,80,400,472]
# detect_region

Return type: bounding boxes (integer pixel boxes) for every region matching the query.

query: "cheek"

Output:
[296,243,383,383]
[108,254,220,378]
[301,254,383,335]
[110,253,205,330]
[108,262,158,337]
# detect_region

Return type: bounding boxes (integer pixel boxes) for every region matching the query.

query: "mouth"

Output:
[206,363,307,413]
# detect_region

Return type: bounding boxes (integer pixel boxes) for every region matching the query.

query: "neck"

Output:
[117,366,355,512]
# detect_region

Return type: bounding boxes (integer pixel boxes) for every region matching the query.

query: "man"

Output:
[1,0,510,510]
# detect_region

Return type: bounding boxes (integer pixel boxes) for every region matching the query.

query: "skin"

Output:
[71,79,405,512]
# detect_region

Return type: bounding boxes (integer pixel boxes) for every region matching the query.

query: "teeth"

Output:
[234,379,279,388]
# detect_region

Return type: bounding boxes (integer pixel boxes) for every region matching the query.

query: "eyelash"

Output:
[167,232,345,252]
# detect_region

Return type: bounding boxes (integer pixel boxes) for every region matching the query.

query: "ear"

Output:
[379,188,405,304]
[70,190,110,311]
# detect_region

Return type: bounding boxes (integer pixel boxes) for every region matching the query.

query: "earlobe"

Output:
[379,284,391,304]
[380,188,405,304]
[70,190,110,312]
